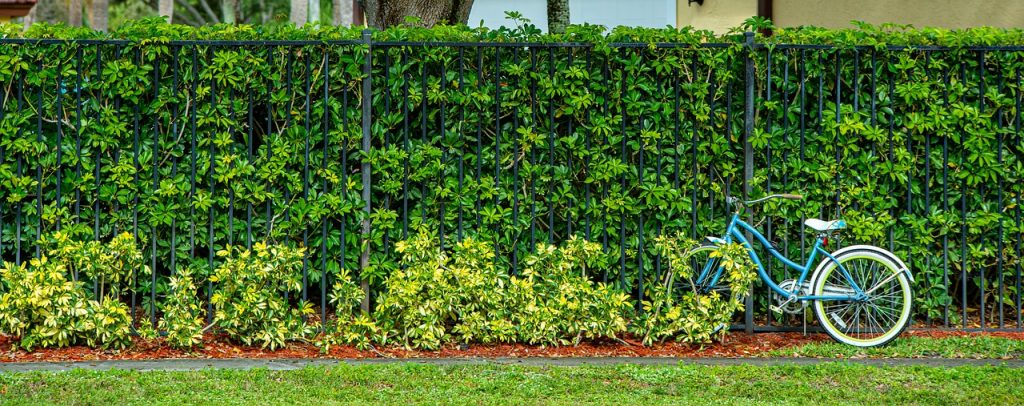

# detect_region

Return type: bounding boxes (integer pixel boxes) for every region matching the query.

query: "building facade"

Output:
[471,0,1024,34]
[680,0,1024,33]
[468,0,676,30]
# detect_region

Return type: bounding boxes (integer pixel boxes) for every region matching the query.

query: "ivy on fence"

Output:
[0,18,1022,335]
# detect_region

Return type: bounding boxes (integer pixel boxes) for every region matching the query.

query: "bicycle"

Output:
[679,193,914,347]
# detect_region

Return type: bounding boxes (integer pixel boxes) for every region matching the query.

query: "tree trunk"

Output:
[89,0,108,31]
[332,0,351,25]
[222,0,236,23]
[290,0,307,26]
[308,0,319,24]
[361,0,473,29]
[547,0,569,34]
[68,0,82,26]
[159,0,174,22]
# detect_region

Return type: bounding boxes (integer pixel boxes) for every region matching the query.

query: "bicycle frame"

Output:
[696,213,866,302]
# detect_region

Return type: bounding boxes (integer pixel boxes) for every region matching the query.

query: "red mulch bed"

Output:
[3,329,1021,363]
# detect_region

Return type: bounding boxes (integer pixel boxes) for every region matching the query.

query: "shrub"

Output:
[316,268,382,352]
[0,257,91,350]
[376,230,630,350]
[208,243,315,350]
[375,231,512,350]
[0,232,144,350]
[508,238,631,346]
[159,266,207,349]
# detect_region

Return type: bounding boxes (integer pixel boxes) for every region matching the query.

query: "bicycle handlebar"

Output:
[728,193,804,207]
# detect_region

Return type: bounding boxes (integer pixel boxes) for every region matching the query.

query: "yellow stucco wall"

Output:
[677,0,1024,33]
[676,0,756,33]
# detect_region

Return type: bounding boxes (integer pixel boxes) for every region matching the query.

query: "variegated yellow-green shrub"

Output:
[374,229,630,350]
[208,243,316,350]
[0,232,145,350]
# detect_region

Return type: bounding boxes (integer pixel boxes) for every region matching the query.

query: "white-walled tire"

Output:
[810,246,913,347]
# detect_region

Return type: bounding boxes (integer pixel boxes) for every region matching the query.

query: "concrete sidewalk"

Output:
[1,357,1022,372]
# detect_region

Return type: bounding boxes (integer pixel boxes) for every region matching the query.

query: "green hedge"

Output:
[0,18,1022,328]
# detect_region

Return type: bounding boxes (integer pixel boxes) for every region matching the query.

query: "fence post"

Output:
[360,29,373,313]
[743,31,756,334]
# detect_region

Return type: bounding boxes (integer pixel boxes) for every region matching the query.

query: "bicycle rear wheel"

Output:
[810,246,913,347]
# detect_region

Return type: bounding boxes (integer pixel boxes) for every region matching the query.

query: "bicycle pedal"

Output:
[770,305,784,313]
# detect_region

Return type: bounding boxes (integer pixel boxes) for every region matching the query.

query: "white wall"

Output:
[469,0,676,31]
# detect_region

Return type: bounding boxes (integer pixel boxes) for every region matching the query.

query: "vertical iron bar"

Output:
[382,49,392,256]
[743,32,756,334]
[207,47,217,322]
[55,56,63,232]
[618,47,627,292]
[359,30,373,312]
[30,56,42,260]
[1016,67,1022,329]
[887,53,896,252]
[942,64,951,327]
[458,47,465,242]
[169,45,180,312]
[978,50,986,329]
[1011,65,1019,328]
[601,55,610,283]
[321,50,331,328]
[565,50,574,237]
[246,89,253,249]
[548,48,556,244]
[266,46,275,241]
[93,46,102,246]
[781,50,791,290]
[75,48,82,228]
[510,48,518,273]
[529,48,538,250]
[475,48,483,233]
[440,57,447,248]
[151,47,160,323]
[14,69,21,265]
[303,52,312,303]
[636,49,646,310]
[341,51,350,287]
[960,61,968,328]
[189,45,198,300]
[401,50,410,240]
[495,47,502,256]
[421,54,428,225]
[131,47,142,321]
[798,50,807,258]
[996,62,1005,328]
[692,56,699,240]
[584,49,593,241]
[834,49,841,213]
[35,57,43,260]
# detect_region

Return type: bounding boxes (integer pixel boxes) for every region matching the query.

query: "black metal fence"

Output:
[0,32,1021,332]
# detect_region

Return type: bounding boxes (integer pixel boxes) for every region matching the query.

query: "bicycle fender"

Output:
[703,236,727,246]
[811,245,914,282]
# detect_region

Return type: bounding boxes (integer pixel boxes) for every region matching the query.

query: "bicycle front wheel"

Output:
[811,246,913,347]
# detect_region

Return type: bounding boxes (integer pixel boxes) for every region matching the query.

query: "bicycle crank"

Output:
[772,279,810,314]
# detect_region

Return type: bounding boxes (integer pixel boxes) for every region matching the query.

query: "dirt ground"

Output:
[3,329,1021,363]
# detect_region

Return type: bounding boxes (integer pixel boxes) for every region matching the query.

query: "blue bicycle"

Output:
[684,193,914,347]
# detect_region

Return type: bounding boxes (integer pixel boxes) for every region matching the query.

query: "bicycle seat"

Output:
[804,218,846,231]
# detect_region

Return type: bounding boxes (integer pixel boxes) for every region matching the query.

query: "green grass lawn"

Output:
[767,335,1024,359]
[1,362,1022,405]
